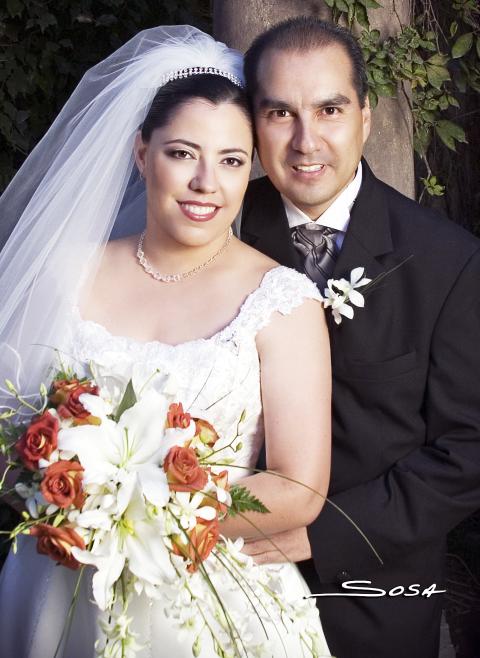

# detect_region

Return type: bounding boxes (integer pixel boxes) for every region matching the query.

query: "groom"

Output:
[240,17,480,658]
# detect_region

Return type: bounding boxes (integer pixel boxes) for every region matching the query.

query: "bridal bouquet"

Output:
[0,362,324,658]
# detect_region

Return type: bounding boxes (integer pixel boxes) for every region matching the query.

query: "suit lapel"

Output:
[241,179,303,271]
[332,160,393,283]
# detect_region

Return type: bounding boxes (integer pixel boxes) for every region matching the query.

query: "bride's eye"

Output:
[167,149,194,159]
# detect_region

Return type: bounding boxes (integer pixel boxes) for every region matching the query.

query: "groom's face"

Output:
[253,44,371,219]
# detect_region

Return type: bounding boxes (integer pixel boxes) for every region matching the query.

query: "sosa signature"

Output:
[306,580,446,599]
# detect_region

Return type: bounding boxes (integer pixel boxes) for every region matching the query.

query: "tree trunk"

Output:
[213,0,415,199]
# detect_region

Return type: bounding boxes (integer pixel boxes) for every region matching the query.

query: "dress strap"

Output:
[220,266,323,342]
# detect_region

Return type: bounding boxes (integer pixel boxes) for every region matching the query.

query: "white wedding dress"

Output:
[0,266,331,658]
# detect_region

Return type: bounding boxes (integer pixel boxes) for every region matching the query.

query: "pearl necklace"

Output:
[136,227,233,283]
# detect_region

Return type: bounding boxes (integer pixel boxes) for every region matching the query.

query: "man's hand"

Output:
[242,526,312,565]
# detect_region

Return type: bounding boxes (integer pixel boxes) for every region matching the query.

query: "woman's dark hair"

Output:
[141,73,251,141]
[244,17,369,108]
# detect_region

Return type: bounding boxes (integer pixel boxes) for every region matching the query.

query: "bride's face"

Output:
[135,98,253,247]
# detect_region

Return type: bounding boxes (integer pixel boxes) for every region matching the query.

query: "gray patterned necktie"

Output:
[291,223,340,289]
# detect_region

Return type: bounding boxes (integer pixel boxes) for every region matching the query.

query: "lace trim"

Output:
[71,265,322,354]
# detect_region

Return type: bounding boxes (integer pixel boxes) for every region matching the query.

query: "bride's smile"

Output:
[134,98,253,262]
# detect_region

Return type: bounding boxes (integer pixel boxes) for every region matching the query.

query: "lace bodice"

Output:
[67,266,322,482]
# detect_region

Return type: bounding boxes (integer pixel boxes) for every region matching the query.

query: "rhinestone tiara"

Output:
[160,66,244,88]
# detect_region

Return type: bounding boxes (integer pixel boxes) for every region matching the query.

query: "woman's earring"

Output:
[139,169,145,181]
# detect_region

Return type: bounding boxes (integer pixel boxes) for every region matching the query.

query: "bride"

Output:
[0,26,332,657]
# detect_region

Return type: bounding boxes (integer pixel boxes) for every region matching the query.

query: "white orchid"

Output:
[322,266,372,325]
[168,491,217,531]
[14,481,46,519]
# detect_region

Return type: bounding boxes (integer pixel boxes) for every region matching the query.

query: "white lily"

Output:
[72,529,125,610]
[73,491,175,611]
[58,389,172,512]
[121,490,175,589]
[78,391,112,419]
[322,267,371,325]
[90,357,174,407]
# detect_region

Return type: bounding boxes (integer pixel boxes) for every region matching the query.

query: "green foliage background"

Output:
[327,0,480,232]
[0,0,211,190]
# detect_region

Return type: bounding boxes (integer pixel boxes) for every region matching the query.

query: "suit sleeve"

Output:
[307,248,480,580]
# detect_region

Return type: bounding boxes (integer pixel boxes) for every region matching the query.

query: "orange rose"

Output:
[166,402,191,429]
[15,411,59,471]
[164,446,208,492]
[30,523,85,570]
[50,379,100,425]
[193,418,219,447]
[40,460,84,509]
[173,518,220,572]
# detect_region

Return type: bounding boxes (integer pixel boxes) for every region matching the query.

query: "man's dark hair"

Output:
[142,74,251,142]
[244,17,369,108]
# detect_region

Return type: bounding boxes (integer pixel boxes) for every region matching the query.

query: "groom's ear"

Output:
[134,130,148,177]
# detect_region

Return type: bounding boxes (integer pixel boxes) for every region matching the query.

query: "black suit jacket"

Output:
[241,161,480,658]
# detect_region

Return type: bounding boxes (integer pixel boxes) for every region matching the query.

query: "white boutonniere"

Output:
[321,267,371,325]
[322,256,413,325]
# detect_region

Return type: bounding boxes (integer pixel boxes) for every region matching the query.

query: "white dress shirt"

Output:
[282,161,363,250]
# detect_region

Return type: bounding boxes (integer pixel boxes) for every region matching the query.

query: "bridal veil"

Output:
[0,26,244,406]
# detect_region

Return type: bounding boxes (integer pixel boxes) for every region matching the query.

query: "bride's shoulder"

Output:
[102,235,137,264]
[231,238,320,299]
[233,236,277,269]
[78,236,137,316]
[92,235,137,281]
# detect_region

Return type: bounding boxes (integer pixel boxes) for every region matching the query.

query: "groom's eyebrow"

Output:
[258,94,352,111]
[257,98,292,112]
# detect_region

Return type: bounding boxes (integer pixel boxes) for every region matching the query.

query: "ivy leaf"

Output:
[425,64,450,89]
[450,21,458,38]
[354,4,370,29]
[438,95,449,111]
[421,176,445,197]
[435,120,467,151]
[37,13,58,33]
[476,37,480,60]
[420,109,436,123]
[453,68,467,93]
[358,0,382,7]
[375,82,396,97]
[96,14,118,27]
[228,485,269,517]
[335,0,350,12]
[452,33,473,59]
[368,89,378,109]
[6,0,23,18]
[348,3,355,25]
[323,0,335,7]
[427,53,448,66]
[114,379,137,421]
[372,68,388,84]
